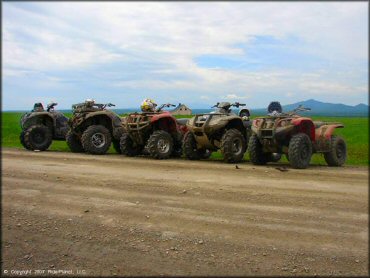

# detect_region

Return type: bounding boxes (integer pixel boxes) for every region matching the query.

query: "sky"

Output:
[2,1,368,110]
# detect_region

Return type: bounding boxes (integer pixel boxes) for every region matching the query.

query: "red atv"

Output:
[120,104,188,159]
[249,102,347,169]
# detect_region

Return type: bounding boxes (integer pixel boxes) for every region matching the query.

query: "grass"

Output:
[2,112,368,166]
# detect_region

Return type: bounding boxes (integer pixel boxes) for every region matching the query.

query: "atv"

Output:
[66,100,125,155]
[183,102,251,163]
[120,103,188,159]
[249,101,347,169]
[20,102,69,151]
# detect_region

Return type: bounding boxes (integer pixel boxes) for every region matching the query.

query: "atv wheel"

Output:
[66,130,84,153]
[147,130,174,159]
[270,153,282,162]
[324,135,347,166]
[20,130,32,150]
[183,132,209,160]
[81,125,111,155]
[221,128,246,163]
[23,125,52,151]
[267,101,282,113]
[113,140,122,154]
[248,134,270,165]
[120,132,142,156]
[288,133,312,169]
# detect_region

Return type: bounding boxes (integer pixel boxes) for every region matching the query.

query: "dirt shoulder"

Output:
[2,148,368,276]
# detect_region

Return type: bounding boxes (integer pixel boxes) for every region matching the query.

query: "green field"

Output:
[2,112,368,165]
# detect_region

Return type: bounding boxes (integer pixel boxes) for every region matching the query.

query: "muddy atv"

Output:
[120,103,188,159]
[66,100,125,155]
[20,102,69,151]
[249,101,347,169]
[183,102,251,163]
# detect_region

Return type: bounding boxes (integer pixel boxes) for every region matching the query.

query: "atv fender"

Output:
[315,124,344,140]
[225,118,248,137]
[150,112,178,134]
[73,112,121,136]
[21,112,54,129]
[291,118,315,141]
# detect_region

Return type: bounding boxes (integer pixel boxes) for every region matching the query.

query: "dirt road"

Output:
[2,148,368,276]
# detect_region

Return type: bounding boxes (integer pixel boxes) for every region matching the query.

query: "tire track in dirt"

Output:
[2,148,368,276]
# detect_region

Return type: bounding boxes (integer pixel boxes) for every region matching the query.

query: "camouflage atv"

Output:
[20,102,69,151]
[120,103,188,159]
[183,102,251,163]
[66,100,125,155]
[249,101,347,169]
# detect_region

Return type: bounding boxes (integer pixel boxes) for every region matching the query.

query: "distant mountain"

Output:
[5,99,367,116]
[252,99,369,117]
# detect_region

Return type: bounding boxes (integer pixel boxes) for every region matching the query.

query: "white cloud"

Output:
[299,81,367,96]
[224,94,249,100]
[2,2,368,109]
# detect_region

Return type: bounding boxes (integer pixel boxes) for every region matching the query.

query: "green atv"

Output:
[249,101,347,169]
[183,102,251,163]
[20,102,69,151]
[66,100,125,155]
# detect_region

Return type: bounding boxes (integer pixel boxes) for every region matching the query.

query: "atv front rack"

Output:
[193,113,224,128]
[126,114,151,131]
[125,113,153,145]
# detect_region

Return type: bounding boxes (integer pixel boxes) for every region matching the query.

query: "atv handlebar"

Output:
[72,102,115,111]
[211,102,246,108]
[97,103,115,109]
[272,105,311,117]
[156,103,176,112]
[46,102,58,112]
[293,105,311,113]
[233,102,246,108]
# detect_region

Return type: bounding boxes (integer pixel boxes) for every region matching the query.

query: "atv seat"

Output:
[176,118,188,126]
[313,121,325,128]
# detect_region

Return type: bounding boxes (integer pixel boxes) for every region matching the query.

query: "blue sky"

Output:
[2,2,368,110]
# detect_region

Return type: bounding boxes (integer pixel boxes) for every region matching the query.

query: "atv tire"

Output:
[120,132,142,156]
[267,101,282,113]
[81,125,111,155]
[183,132,210,160]
[221,128,246,163]
[20,130,32,150]
[248,134,270,165]
[324,135,347,166]
[23,125,52,151]
[288,133,312,169]
[66,130,84,153]
[147,130,174,159]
